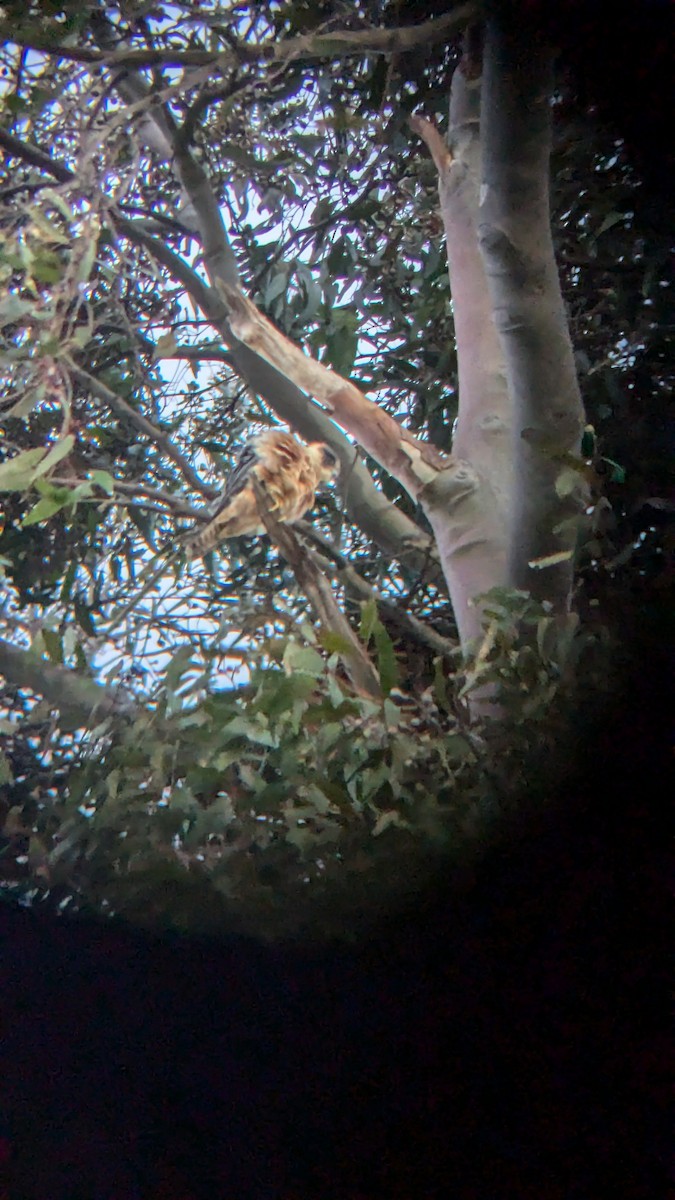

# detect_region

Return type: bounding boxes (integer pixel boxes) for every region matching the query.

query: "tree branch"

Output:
[119,218,444,581]
[0,129,444,586]
[66,364,218,501]
[0,128,72,182]
[295,522,457,661]
[51,476,203,519]
[135,337,235,367]
[0,638,136,726]
[4,6,475,68]
[252,481,382,698]
[219,284,448,500]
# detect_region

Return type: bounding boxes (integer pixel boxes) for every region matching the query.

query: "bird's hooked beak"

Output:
[315,443,340,481]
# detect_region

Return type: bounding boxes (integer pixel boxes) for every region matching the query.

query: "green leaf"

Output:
[443,734,473,762]
[74,599,97,637]
[325,322,357,375]
[106,769,121,801]
[42,628,63,664]
[0,749,13,786]
[221,715,276,748]
[555,467,581,498]
[360,759,391,801]
[359,597,377,643]
[41,188,74,223]
[4,379,47,419]
[432,657,452,712]
[32,434,75,480]
[164,644,195,696]
[536,616,556,662]
[256,673,314,719]
[581,426,596,457]
[154,332,178,357]
[601,456,626,484]
[373,620,398,696]
[282,642,325,678]
[317,629,357,657]
[31,249,63,284]
[358,599,396,694]
[238,762,265,793]
[372,810,408,837]
[0,448,49,491]
[596,211,625,236]
[127,506,155,543]
[75,235,98,284]
[220,143,261,171]
[264,269,289,306]
[89,469,115,495]
[21,496,62,526]
[312,777,351,809]
[59,559,76,604]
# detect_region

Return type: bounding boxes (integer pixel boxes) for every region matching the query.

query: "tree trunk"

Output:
[413,31,512,651]
[479,7,587,610]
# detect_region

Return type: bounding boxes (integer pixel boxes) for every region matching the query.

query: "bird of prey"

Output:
[184,430,340,557]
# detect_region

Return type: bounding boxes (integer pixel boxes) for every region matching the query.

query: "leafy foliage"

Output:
[0,597,601,940]
[0,2,670,939]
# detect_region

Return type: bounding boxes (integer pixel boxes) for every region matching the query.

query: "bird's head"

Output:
[308,442,340,482]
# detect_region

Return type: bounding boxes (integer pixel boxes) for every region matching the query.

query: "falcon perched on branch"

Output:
[184,430,340,557]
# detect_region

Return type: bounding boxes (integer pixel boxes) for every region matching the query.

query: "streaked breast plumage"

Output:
[184,430,339,557]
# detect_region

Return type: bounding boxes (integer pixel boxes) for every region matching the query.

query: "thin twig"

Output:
[67,363,217,500]
[50,475,202,517]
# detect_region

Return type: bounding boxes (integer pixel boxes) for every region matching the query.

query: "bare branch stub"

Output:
[409,114,453,175]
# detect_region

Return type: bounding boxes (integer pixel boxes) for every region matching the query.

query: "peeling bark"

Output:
[219,284,449,500]
[124,219,445,582]
[89,29,448,586]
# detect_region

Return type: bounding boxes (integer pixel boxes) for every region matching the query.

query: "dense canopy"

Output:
[0,1,670,940]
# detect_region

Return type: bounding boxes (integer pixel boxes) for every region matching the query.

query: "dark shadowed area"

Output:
[0,614,669,1199]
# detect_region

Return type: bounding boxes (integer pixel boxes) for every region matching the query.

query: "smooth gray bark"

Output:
[479,9,586,608]
[414,44,512,649]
